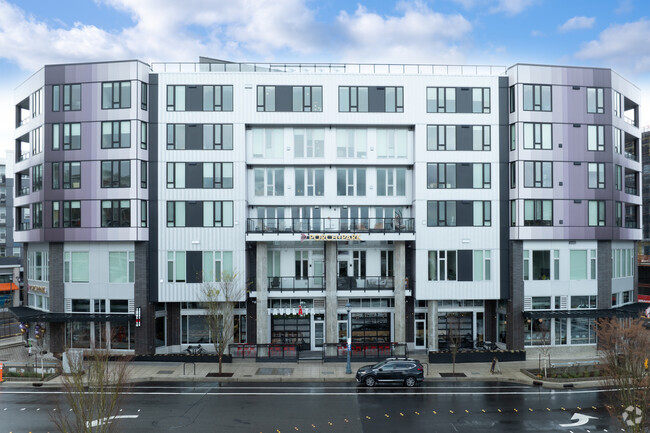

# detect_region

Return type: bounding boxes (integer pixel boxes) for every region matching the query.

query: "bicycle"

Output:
[186,344,207,355]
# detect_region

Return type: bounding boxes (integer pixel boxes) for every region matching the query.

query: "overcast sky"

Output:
[1,0,649,157]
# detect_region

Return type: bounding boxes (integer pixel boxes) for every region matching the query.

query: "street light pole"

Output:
[346,303,352,374]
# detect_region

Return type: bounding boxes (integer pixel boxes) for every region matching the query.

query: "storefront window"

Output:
[554,318,567,345]
[67,322,91,348]
[570,318,596,344]
[351,312,390,343]
[182,315,209,344]
[110,322,131,349]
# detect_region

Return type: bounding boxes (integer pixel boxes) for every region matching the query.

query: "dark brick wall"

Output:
[506,241,524,350]
[167,302,180,346]
[597,241,612,309]
[134,241,153,355]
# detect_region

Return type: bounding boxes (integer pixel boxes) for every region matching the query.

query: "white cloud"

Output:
[490,0,536,15]
[558,16,595,32]
[575,19,650,73]
[335,2,472,63]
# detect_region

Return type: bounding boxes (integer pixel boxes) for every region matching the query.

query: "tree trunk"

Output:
[219,354,223,374]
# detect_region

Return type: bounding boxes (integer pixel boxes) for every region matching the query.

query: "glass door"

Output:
[313,314,324,350]
[415,313,426,348]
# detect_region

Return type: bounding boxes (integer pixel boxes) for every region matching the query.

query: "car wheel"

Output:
[404,376,417,387]
[364,376,377,387]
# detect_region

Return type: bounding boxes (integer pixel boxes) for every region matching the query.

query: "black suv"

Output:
[355,358,424,387]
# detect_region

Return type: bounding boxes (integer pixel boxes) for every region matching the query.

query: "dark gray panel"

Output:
[149,73,159,303]
[597,241,612,309]
[186,202,202,227]
[368,87,385,112]
[456,87,472,113]
[185,86,202,111]
[185,162,202,188]
[457,250,472,281]
[457,164,473,188]
[134,241,153,355]
[507,241,524,350]
[457,201,473,227]
[498,76,510,302]
[275,86,293,112]
[186,251,202,284]
[185,124,202,150]
[457,126,473,150]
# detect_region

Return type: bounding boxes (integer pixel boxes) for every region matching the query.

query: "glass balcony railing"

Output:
[267,276,325,292]
[247,217,415,234]
[265,276,396,292]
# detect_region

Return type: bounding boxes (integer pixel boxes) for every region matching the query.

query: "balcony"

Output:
[337,276,395,292]
[247,217,415,234]
[16,222,30,231]
[16,186,30,197]
[268,276,324,293]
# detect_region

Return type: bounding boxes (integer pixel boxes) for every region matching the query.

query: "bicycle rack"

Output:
[183,362,196,376]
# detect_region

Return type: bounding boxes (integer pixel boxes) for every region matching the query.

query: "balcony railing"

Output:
[16,187,30,197]
[17,222,30,231]
[247,217,415,234]
[625,186,638,195]
[17,152,30,162]
[268,276,324,292]
[337,276,395,291]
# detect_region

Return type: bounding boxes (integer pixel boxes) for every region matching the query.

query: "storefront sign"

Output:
[301,233,361,241]
[29,285,47,294]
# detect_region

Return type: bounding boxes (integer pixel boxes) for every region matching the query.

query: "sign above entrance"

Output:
[301,233,362,241]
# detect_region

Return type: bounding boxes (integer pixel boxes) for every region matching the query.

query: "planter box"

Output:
[134,354,232,363]
[428,350,526,364]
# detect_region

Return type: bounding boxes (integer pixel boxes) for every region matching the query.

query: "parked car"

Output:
[355,357,424,387]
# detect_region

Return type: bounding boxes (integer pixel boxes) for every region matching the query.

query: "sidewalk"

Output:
[0,337,603,389]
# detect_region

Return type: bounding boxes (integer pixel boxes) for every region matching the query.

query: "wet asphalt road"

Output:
[0,381,622,432]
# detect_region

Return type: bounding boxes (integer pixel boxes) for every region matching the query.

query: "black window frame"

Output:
[588,162,606,189]
[586,87,604,114]
[62,123,81,150]
[101,81,131,109]
[62,161,81,189]
[101,200,131,227]
[101,121,131,149]
[101,160,130,188]
[523,199,553,226]
[141,82,148,111]
[523,161,553,188]
[62,84,81,111]
[523,84,552,112]
[62,200,81,228]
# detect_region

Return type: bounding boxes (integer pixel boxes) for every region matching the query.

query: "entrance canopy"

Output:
[523,303,647,321]
[9,306,134,323]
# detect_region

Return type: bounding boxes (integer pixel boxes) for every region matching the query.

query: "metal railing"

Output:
[322,342,407,362]
[268,276,324,292]
[16,186,30,197]
[151,62,506,76]
[247,217,415,234]
[17,152,30,162]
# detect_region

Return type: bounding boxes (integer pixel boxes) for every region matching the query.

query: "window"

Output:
[336,168,366,196]
[472,88,490,113]
[427,201,491,227]
[167,201,233,227]
[625,204,638,228]
[472,126,491,151]
[614,127,622,153]
[510,162,516,188]
[376,168,406,196]
[58,84,81,111]
[427,163,490,189]
[167,124,186,149]
[140,122,147,149]
[28,251,48,281]
[202,85,233,111]
[141,200,147,227]
[473,250,491,281]
[102,81,131,109]
[201,251,233,282]
[102,121,131,148]
[426,87,455,113]
[101,200,130,227]
[587,88,604,114]
[32,202,43,229]
[52,85,60,112]
[376,129,408,157]
[62,201,81,227]
[62,123,81,150]
[52,124,60,150]
[166,163,185,188]
[509,85,515,113]
[531,297,551,309]
[510,124,516,151]
[554,250,560,280]
[571,296,597,309]
[166,85,185,111]
[101,160,130,188]
[31,127,43,155]
[588,163,605,189]
[570,318,596,344]
[427,251,457,280]
[254,168,284,196]
[336,129,367,158]
[570,250,588,280]
[141,161,147,188]
[167,251,186,282]
[427,125,491,151]
[203,162,233,189]
[203,201,234,227]
[52,201,60,228]
[523,84,551,111]
[587,125,604,151]
[427,125,456,150]
[524,200,552,226]
[294,129,324,158]
[110,300,129,313]
[141,82,147,110]
[257,85,323,112]
[615,201,623,227]
[203,124,233,150]
[62,162,81,189]
[32,164,43,191]
[532,251,551,280]
[510,200,516,227]
[523,250,530,280]
[523,123,552,149]
[295,168,324,196]
[613,90,622,118]
[588,201,606,226]
[109,251,135,283]
[64,251,89,282]
[339,86,403,112]
[252,128,284,158]
[523,161,552,188]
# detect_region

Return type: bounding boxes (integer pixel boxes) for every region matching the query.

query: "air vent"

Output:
[573,124,581,128]
[313,299,325,309]
[574,200,582,204]
[337,299,350,308]
[65,298,72,313]
[524,297,532,310]
[128,299,135,314]
[573,162,581,166]
[560,295,568,309]
[572,86,580,90]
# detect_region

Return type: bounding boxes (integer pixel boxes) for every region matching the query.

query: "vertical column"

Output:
[597,240,613,309]
[428,300,438,351]
[255,242,268,344]
[134,241,153,355]
[48,243,65,355]
[394,241,405,343]
[507,241,524,350]
[325,242,338,344]
[484,300,497,344]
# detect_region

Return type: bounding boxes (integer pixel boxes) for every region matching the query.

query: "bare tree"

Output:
[597,317,650,433]
[201,271,245,375]
[446,313,462,374]
[51,348,132,433]
[535,318,552,378]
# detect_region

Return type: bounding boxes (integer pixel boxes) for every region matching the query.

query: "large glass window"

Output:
[109,251,135,283]
[203,163,233,189]
[523,161,552,188]
[524,200,552,226]
[252,128,284,158]
[202,124,233,150]
[376,168,406,196]
[62,162,81,189]
[472,88,490,113]
[426,87,456,113]
[376,129,408,158]
[588,200,606,226]
[254,168,284,196]
[64,251,89,282]
[523,123,552,149]
[202,85,233,111]
[588,163,605,189]
[587,125,604,151]
[336,168,365,196]
[295,168,324,196]
[62,84,81,111]
[587,87,604,114]
[569,250,588,280]
[532,251,550,280]
[570,318,596,344]
[102,121,131,148]
[62,123,81,150]
[294,129,324,158]
[523,84,551,111]
[336,129,367,158]
[101,200,130,227]
[102,81,131,109]
[62,201,81,227]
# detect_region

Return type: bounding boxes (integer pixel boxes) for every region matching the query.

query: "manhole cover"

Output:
[157,370,174,374]
[439,372,466,378]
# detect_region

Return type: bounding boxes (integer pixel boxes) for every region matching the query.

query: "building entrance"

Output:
[271,314,310,350]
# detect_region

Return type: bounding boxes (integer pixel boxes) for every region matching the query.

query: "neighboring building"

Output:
[638,130,650,303]
[0,157,22,309]
[10,59,644,356]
